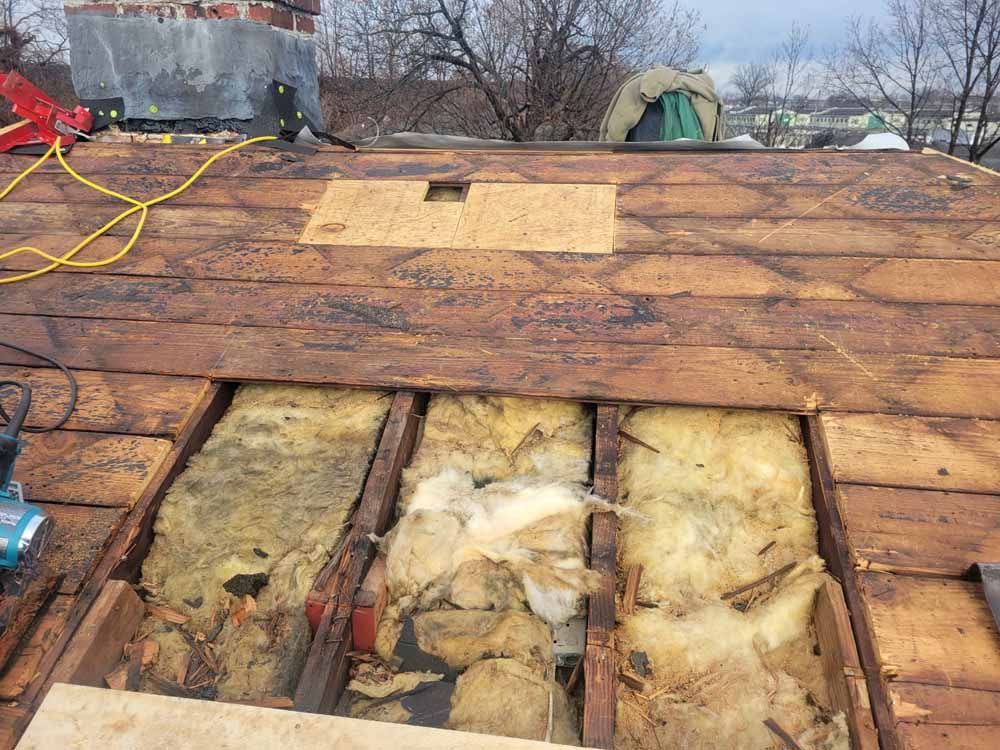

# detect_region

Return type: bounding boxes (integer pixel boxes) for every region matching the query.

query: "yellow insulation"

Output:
[615,406,849,750]
[139,385,391,700]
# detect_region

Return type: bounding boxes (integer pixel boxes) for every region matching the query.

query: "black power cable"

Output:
[0,341,78,434]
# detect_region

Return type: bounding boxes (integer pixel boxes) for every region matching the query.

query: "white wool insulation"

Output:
[615,406,850,750]
[349,394,596,744]
[139,385,391,700]
[382,469,604,624]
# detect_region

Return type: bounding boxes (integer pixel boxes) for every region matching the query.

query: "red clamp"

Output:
[0,71,94,154]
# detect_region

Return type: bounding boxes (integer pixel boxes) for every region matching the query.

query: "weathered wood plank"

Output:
[889,682,1000,726]
[582,404,618,750]
[0,202,307,240]
[0,595,71,700]
[615,217,1000,260]
[897,723,1000,750]
[2,314,998,419]
[0,144,990,185]
[840,485,1000,577]
[815,579,879,750]
[619,183,1000,220]
[4,238,998,304]
[0,174,327,209]
[20,683,580,749]
[0,366,207,437]
[17,431,172,507]
[36,503,128,595]
[860,572,1000,692]
[823,413,1000,493]
[2,274,996,357]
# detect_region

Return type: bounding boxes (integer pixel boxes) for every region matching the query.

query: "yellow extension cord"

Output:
[0,135,278,285]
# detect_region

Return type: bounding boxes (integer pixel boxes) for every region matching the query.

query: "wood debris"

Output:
[146,603,190,624]
[623,564,643,615]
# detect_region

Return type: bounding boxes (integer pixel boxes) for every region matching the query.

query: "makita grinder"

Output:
[0,383,54,596]
[0,341,77,600]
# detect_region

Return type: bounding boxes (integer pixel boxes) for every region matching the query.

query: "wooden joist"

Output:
[582,404,618,750]
[294,391,425,714]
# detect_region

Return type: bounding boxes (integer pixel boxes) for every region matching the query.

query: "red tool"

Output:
[0,71,94,153]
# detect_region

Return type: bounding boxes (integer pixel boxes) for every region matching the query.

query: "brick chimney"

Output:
[63,0,322,134]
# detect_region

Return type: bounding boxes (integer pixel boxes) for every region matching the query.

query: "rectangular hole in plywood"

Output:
[424,183,468,202]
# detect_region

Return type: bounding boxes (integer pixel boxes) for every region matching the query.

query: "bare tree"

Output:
[1,0,67,70]
[752,24,813,146]
[935,0,1000,161]
[316,0,704,140]
[731,62,772,107]
[825,0,943,144]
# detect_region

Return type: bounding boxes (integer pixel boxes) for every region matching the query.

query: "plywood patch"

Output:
[299,180,616,254]
[454,183,615,253]
[299,181,464,248]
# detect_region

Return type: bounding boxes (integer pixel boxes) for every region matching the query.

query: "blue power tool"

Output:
[0,341,77,601]
[0,383,54,596]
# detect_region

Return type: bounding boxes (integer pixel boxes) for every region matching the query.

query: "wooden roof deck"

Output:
[0,143,998,748]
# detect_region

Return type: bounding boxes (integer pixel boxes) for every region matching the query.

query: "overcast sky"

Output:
[696,0,889,90]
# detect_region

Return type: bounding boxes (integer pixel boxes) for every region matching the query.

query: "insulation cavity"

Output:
[349,394,594,743]
[138,385,391,700]
[615,406,849,750]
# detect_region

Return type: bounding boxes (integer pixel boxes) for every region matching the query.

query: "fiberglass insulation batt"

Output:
[615,406,850,750]
[139,385,391,700]
[349,395,595,743]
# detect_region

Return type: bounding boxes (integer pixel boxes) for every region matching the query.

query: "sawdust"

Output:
[138,385,391,701]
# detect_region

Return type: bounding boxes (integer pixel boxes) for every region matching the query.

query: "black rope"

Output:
[0,340,78,434]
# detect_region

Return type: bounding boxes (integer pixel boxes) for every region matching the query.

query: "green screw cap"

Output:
[149,104,159,114]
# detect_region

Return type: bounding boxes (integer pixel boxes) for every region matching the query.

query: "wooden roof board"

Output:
[0,144,998,750]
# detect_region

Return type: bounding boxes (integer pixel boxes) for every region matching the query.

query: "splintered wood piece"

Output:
[145,603,189,625]
[176,650,191,686]
[618,430,660,454]
[623,565,643,616]
[229,595,256,628]
[103,663,128,691]
[509,422,540,459]
[763,718,805,750]
[222,697,295,709]
[720,562,796,601]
